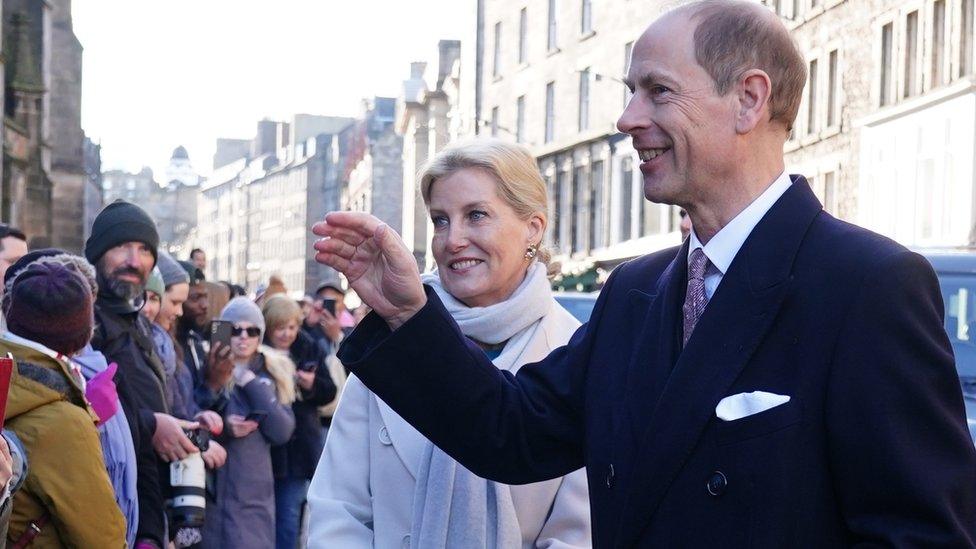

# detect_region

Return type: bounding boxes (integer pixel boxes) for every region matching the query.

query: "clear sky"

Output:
[73,0,473,180]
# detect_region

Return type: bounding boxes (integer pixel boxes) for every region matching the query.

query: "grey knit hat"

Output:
[145,267,165,297]
[219,297,266,339]
[157,250,190,288]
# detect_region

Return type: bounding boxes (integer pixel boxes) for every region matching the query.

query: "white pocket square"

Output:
[715,391,790,421]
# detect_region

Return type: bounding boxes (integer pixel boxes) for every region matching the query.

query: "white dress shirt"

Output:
[687,172,794,299]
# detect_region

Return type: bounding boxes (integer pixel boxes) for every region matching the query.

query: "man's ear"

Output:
[735,69,773,135]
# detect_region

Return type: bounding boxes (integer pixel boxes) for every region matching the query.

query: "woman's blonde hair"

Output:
[260,346,296,405]
[418,138,556,275]
[261,295,303,336]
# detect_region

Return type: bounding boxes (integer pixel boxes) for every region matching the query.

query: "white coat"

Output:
[307,302,592,549]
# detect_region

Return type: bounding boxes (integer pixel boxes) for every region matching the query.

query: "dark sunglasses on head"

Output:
[231,326,261,338]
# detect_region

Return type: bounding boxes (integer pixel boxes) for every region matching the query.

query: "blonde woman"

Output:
[308,138,592,548]
[261,295,337,549]
[202,297,296,549]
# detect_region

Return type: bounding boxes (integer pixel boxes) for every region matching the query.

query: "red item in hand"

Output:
[0,356,12,429]
[86,362,119,426]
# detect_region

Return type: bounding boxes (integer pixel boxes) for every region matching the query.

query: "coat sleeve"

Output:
[827,250,976,547]
[534,468,592,548]
[306,375,375,548]
[240,376,295,446]
[338,268,621,485]
[25,405,127,547]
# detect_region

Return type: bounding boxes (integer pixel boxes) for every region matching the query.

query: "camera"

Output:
[168,428,211,529]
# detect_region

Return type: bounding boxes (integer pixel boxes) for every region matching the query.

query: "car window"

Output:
[937,274,976,380]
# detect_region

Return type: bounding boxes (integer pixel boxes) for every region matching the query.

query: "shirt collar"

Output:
[688,171,793,274]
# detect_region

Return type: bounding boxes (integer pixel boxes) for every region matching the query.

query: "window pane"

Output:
[827,50,838,127]
[493,22,502,76]
[548,0,558,51]
[519,8,527,64]
[807,59,818,134]
[516,96,525,143]
[581,0,593,34]
[591,160,605,248]
[880,23,893,106]
[545,82,555,143]
[620,157,633,242]
[963,0,974,76]
[904,11,918,98]
[932,0,945,86]
[579,68,590,132]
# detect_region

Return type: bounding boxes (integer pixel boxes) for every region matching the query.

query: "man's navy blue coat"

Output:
[339,178,976,547]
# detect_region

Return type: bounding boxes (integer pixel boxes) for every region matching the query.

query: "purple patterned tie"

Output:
[683,248,710,347]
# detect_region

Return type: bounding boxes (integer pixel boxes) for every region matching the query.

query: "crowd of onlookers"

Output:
[0,204,360,548]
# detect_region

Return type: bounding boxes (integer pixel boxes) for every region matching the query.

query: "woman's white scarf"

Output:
[410,263,553,548]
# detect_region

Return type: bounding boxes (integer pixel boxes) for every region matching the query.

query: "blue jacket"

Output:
[340,177,976,548]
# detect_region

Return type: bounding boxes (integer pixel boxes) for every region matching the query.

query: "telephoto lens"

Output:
[168,428,211,529]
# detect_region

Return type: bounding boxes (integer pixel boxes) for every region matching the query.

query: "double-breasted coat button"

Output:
[606,464,615,489]
[401,533,411,548]
[378,426,393,445]
[706,471,727,496]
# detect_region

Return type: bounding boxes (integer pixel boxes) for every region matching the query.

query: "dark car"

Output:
[922,250,976,442]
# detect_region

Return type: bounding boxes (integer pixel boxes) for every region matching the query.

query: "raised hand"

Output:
[312,212,426,330]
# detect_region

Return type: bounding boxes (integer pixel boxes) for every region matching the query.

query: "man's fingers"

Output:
[315,252,352,273]
[315,237,358,260]
[322,211,384,235]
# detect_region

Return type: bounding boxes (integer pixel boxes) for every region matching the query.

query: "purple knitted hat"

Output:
[5,261,94,356]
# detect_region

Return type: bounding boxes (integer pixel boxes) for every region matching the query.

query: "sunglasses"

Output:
[231,326,261,338]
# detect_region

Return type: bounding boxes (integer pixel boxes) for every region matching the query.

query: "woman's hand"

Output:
[194,410,224,436]
[313,212,426,330]
[227,414,259,438]
[201,440,227,469]
[296,369,315,391]
[206,341,234,390]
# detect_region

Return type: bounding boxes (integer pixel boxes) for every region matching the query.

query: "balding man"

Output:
[312,1,976,546]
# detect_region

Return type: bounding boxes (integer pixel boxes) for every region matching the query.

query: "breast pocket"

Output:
[713,400,803,446]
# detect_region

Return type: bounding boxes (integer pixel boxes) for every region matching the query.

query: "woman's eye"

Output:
[431,216,448,228]
[469,210,487,221]
[650,85,671,96]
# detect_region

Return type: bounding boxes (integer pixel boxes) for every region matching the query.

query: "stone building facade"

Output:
[773,0,976,247]
[396,41,463,270]
[344,97,404,236]
[477,0,682,288]
[476,0,976,285]
[196,115,354,294]
[1,0,94,253]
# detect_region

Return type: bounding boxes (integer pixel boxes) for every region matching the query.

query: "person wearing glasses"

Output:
[202,297,296,549]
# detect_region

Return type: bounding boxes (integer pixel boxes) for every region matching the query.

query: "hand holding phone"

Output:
[245,410,268,423]
[210,320,234,349]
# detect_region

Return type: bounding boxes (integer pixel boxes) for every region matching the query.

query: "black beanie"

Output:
[84,200,159,266]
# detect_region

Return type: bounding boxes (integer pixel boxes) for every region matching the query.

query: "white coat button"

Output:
[401,533,411,548]
[379,426,393,445]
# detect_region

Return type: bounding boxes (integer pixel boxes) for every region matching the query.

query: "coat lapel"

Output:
[619,243,688,447]
[613,177,823,547]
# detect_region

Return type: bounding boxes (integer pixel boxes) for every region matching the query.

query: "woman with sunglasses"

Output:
[202,297,296,549]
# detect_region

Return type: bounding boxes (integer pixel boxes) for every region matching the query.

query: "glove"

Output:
[86,362,119,425]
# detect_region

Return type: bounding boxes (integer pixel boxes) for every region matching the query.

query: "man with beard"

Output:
[175,261,234,413]
[86,200,199,549]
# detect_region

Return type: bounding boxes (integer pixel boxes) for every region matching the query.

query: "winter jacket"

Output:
[92,297,167,546]
[0,333,127,548]
[201,348,296,549]
[270,331,337,480]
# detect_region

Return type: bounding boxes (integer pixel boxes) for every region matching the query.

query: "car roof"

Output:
[917,249,976,274]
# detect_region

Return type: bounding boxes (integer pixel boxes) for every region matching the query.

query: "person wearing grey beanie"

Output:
[205,296,295,549]
[156,251,189,289]
[219,297,266,340]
